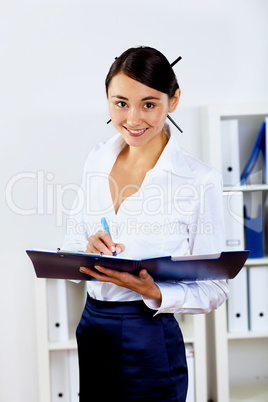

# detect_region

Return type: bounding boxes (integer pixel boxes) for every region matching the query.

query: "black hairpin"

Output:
[170,56,182,68]
[168,56,183,132]
[167,115,183,133]
[107,119,111,124]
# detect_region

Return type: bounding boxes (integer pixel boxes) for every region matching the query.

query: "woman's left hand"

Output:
[79,265,162,302]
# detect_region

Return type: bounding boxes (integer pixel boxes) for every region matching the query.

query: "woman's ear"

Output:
[169,88,181,113]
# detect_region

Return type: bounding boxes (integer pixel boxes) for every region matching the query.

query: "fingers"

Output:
[80,266,108,280]
[79,265,124,284]
[91,230,114,255]
[80,266,149,286]
[139,269,149,280]
[86,230,125,256]
[79,265,161,300]
[89,266,150,289]
[115,243,125,254]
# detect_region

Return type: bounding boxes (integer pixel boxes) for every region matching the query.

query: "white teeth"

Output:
[128,128,146,134]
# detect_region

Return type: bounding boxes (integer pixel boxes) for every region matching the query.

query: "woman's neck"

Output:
[121,129,168,171]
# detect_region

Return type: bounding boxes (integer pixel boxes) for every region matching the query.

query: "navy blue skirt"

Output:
[76,295,188,401]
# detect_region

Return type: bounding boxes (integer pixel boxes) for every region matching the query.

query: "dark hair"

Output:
[105,46,179,99]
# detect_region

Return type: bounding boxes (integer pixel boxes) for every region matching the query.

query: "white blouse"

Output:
[62,124,229,315]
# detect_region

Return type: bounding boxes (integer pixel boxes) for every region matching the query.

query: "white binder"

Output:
[221,119,240,185]
[185,346,195,402]
[248,266,268,331]
[223,192,244,251]
[47,279,69,341]
[223,192,248,332]
[68,350,80,402]
[50,351,70,402]
[227,267,249,332]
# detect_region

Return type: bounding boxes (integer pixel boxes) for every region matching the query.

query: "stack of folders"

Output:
[50,350,79,402]
[223,191,249,333]
[221,121,246,332]
[227,265,268,333]
[221,118,268,333]
[221,118,268,258]
[224,192,268,333]
[239,118,267,257]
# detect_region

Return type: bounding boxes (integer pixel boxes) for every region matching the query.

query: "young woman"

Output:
[62,46,229,401]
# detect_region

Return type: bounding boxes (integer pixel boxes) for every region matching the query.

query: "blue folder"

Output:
[26,249,249,282]
[244,205,263,258]
[241,121,266,185]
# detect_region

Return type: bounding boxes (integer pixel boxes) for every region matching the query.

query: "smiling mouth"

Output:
[124,127,149,137]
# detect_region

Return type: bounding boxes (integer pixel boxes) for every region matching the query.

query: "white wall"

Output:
[0,0,268,400]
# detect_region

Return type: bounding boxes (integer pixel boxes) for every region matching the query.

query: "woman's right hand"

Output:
[86,230,125,256]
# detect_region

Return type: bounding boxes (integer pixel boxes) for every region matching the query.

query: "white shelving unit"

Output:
[35,278,86,402]
[177,313,208,401]
[201,103,268,402]
[35,277,208,402]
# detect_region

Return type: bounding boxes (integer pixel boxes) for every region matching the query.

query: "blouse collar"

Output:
[93,122,194,179]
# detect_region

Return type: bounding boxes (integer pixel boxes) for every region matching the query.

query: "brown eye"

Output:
[144,102,155,109]
[117,101,127,108]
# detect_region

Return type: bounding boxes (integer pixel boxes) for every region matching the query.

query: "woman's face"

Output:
[107,73,180,147]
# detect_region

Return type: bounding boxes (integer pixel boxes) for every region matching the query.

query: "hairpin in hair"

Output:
[167,115,183,133]
[170,56,182,68]
[108,116,182,133]
[167,56,183,132]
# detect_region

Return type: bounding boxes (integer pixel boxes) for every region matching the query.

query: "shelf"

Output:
[48,327,77,351]
[227,331,268,340]
[49,337,77,351]
[230,383,268,402]
[245,257,268,266]
[223,184,268,192]
[201,103,268,402]
[182,336,195,344]
[202,103,268,118]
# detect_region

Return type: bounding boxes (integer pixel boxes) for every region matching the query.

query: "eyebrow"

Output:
[111,95,161,101]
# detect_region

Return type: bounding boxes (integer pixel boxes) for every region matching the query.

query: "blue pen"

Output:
[101,217,117,256]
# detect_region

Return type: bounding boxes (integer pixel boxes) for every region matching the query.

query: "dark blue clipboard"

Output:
[26,249,249,282]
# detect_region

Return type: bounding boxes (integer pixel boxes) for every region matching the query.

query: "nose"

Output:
[127,107,142,127]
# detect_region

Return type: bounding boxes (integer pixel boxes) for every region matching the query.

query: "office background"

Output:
[1,0,268,401]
